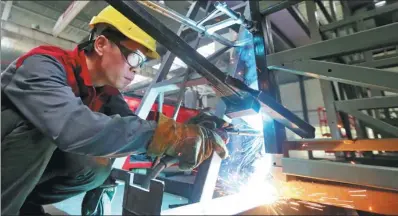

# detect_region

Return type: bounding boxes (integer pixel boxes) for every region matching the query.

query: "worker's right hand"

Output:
[146,113,229,170]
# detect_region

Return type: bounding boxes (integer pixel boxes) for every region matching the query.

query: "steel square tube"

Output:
[257,91,315,138]
[267,22,398,66]
[320,2,398,32]
[342,109,398,137]
[270,59,398,92]
[356,56,398,68]
[282,158,398,191]
[334,95,398,111]
[284,138,398,152]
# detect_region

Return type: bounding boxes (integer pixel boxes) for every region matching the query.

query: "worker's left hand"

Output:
[146,113,229,170]
[186,111,232,144]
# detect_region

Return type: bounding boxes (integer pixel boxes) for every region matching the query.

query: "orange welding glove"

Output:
[147,113,229,170]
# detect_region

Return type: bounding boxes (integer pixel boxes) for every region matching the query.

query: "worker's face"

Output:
[94,36,148,89]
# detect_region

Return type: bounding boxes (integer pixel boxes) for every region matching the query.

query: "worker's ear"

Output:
[93,35,109,57]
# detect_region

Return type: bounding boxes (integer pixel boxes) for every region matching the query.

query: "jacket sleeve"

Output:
[102,93,136,117]
[1,55,157,157]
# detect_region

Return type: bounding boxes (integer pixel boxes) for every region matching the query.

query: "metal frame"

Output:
[267,22,398,65]
[106,0,315,137]
[103,0,398,215]
[320,2,398,32]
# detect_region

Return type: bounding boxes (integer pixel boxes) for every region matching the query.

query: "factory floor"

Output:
[43,184,189,215]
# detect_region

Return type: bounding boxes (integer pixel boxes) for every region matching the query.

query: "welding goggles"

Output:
[111,40,147,68]
[78,27,148,68]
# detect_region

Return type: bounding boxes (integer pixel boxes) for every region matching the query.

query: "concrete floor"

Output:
[44,184,189,215]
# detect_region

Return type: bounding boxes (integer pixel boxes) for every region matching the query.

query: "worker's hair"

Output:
[78,23,127,55]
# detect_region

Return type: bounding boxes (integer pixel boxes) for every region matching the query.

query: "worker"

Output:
[1,6,229,215]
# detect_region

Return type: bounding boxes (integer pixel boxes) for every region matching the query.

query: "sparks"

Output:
[350,194,366,197]
[289,201,300,206]
[349,190,366,193]
[305,205,324,211]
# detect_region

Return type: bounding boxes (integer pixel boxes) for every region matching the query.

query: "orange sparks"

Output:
[289,201,300,206]
[350,194,367,197]
[290,207,299,211]
[305,205,324,211]
[308,193,326,197]
[349,190,367,193]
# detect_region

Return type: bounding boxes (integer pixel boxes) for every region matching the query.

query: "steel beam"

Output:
[305,0,341,139]
[356,56,398,68]
[341,109,398,137]
[282,158,398,191]
[271,59,398,92]
[259,0,301,16]
[267,22,398,66]
[315,0,334,23]
[320,2,398,32]
[335,95,398,111]
[270,21,296,49]
[1,1,12,21]
[284,138,398,152]
[286,6,310,37]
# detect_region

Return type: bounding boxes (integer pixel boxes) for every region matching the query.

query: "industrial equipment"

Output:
[81,0,398,215]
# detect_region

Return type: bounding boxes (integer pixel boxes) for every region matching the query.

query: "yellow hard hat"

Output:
[90,6,160,59]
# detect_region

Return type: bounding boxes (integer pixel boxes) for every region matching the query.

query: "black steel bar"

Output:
[106,0,315,138]
[315,0,334,23]
[250,0,285,154]
[270,21,296,49]
[260,0,302,16]
[267,22,398,66]
[287,6,311,37]
[298,75,309,123]
[329,0,337,21]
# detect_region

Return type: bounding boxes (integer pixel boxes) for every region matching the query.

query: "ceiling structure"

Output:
[0,0,390,99]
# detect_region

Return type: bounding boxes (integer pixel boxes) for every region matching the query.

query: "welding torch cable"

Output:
[142,156,178,190]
